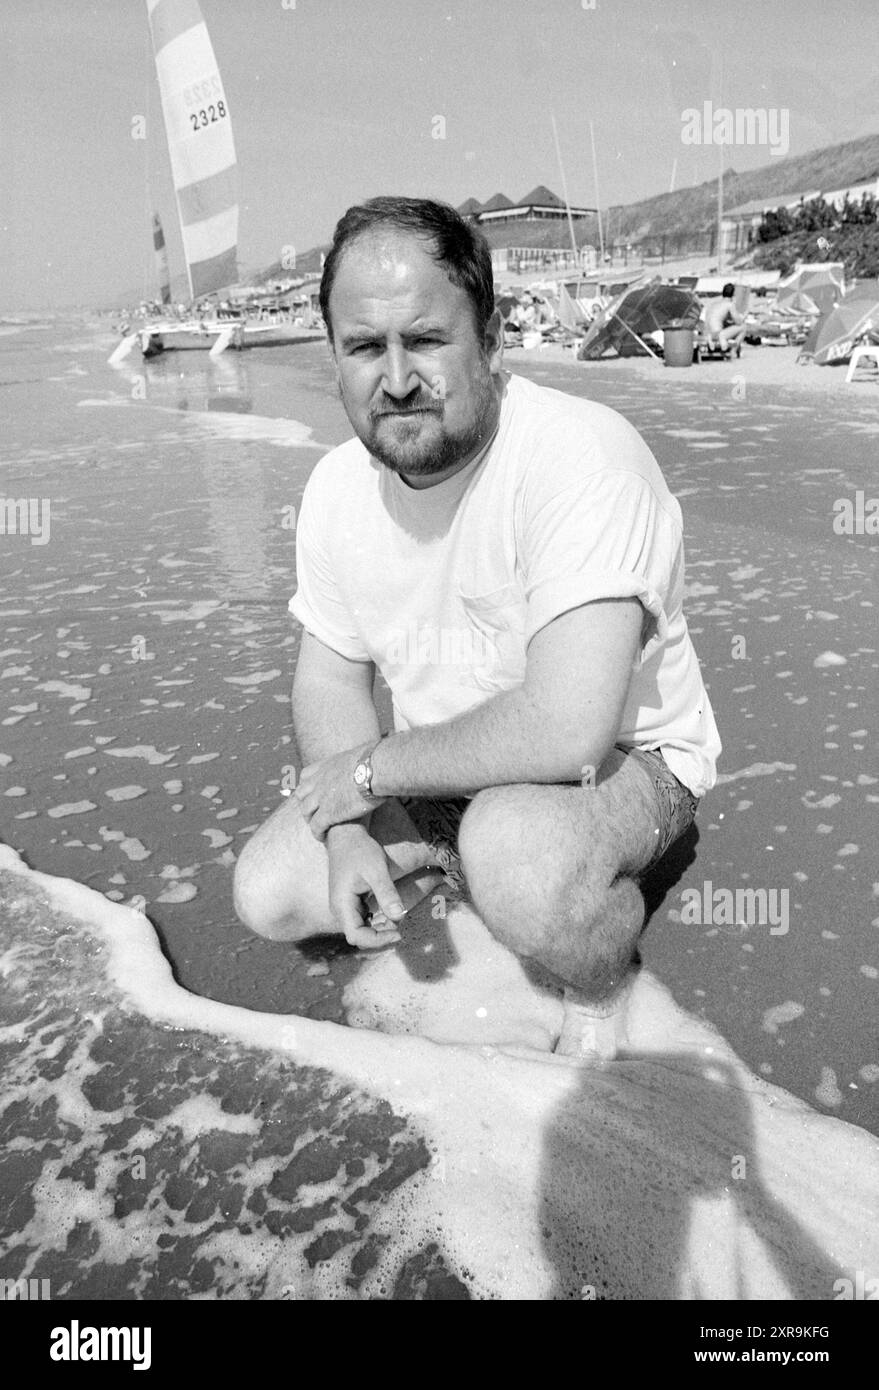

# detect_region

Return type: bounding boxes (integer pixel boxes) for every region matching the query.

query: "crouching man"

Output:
[233,196,721,1058]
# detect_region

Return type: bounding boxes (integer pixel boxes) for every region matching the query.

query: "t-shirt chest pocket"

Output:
[457,581,528,692]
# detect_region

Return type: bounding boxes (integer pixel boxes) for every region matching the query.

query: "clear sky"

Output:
[3,0,879,310]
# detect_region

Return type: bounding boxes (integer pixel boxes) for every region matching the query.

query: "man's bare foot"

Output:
[554,974,638,1062]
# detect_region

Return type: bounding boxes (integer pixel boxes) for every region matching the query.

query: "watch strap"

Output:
[353,739,382,802]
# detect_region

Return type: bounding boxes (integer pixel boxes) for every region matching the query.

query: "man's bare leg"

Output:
[233,794,446,942]
[720,323,747,349]
[456,749,662,1060]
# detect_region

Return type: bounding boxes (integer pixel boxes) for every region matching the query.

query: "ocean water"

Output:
[2,314,359,1017]
[1,315,878,1298]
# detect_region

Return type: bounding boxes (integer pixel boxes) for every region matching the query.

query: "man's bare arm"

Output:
[292,632,414,941]
[292,630,380,765]
[369,597,644,797]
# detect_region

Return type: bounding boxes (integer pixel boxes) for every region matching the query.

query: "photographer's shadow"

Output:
[538,1045,851,1300]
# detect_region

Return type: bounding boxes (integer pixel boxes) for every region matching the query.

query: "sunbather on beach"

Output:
[233,196,721,1059]
[702,282,748,349]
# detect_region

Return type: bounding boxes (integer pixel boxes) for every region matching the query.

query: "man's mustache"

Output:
[370,395,442,420]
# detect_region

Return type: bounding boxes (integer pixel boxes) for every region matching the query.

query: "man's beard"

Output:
[343,363,499,477]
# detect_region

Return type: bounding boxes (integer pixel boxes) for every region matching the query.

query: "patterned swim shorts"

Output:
[622,746,700,876]
[399,744,699,892]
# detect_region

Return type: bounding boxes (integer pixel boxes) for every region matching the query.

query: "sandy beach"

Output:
[507,336,879,398]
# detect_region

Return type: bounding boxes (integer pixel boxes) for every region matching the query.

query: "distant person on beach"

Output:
[234,196,720,1059]
[517,291,537,328]
[702,282,747,349]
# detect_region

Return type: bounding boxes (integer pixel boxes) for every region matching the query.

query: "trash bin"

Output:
[663,322,695,368]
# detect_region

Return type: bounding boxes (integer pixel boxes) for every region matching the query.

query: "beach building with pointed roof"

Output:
[454,184,598,277]
[472,185,594,226]
[478,192,516,218]
[518,184,570,214]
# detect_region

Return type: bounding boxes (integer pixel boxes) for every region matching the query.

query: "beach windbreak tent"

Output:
[578,283,702,359]
[557,282,589,330]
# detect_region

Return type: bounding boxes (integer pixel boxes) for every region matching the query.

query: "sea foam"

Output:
[0,844,876,1300]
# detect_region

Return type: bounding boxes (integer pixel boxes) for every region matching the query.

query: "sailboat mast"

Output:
[717,139,725,275]
[589,121,605,263]
[715,49,724,274]
[550,112,580,264]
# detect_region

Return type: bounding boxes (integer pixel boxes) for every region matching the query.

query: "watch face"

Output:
[354,763,367,787]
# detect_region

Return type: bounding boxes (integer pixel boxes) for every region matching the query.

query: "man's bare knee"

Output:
[233,854,318,941]
[458,785,566,953]
[232,817,332,941]
[458,784,640,981]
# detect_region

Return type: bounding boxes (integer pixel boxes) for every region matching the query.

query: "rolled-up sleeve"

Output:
[521,468,680,656]
[288,478,371,661]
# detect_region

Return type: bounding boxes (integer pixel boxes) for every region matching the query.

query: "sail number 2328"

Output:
[189,102,227,131]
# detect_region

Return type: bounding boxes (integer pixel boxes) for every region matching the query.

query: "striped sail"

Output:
[152,213,172,304]
[146,0,238,300]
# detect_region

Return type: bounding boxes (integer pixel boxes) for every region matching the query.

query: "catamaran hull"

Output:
[235,325,325,349]
[140,326,226,356]
[139,324,324,356]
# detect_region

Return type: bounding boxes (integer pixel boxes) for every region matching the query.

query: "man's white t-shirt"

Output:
[289,372,721,796]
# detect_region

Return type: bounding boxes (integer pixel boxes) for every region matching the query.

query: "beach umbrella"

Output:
[578,283,701,360]
[810,293,879,364]
[777,262,844,294]
[776,263,844,318]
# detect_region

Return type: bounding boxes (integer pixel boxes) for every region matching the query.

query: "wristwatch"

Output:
[352,740,382,803]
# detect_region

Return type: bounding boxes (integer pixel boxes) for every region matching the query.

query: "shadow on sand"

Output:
[537,1046,850,1299]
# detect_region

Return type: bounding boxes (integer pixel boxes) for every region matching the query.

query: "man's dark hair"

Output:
[722,282,735,298]
[319,196,495,342]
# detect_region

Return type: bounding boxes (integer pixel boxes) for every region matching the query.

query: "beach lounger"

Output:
[693,330,741,362]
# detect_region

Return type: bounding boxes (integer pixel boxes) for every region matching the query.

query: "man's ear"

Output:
[484,307,505,373]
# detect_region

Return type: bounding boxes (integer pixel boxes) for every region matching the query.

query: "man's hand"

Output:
[325,824,406,949]
[294,746,386,840]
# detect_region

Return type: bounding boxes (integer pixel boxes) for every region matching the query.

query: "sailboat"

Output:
[110,0,322,364]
